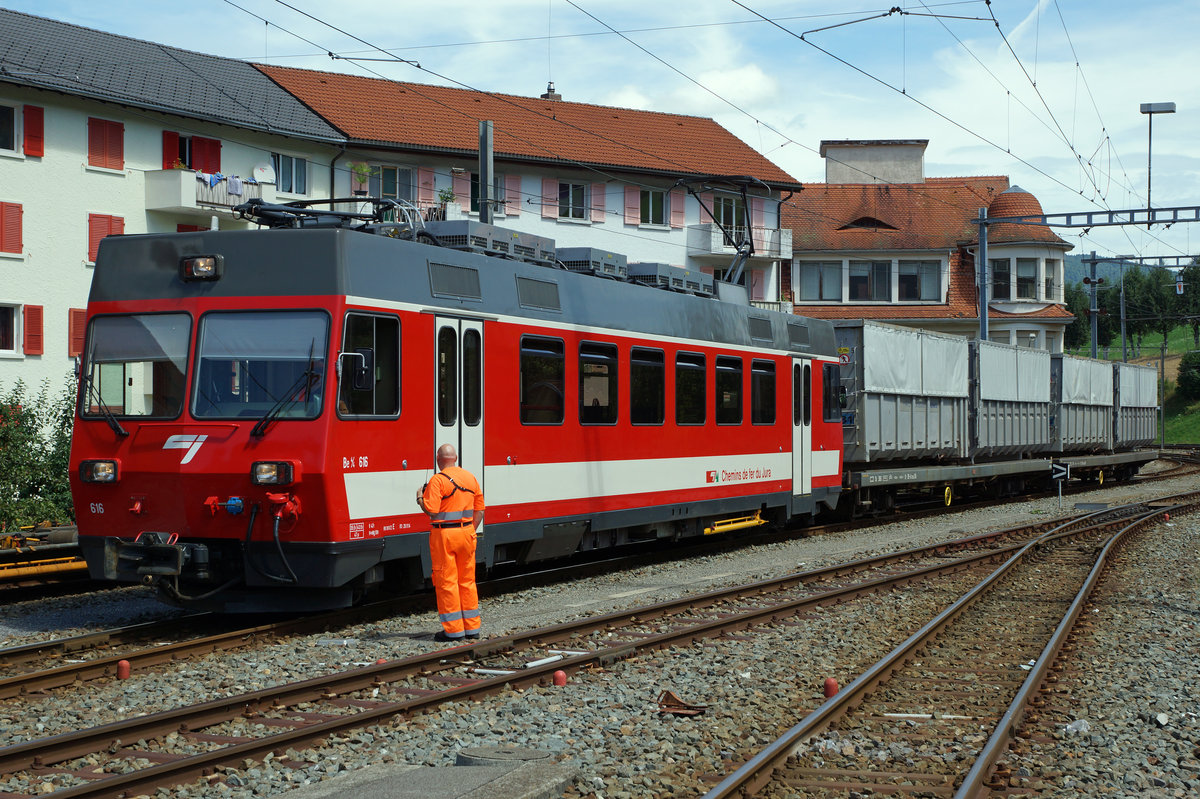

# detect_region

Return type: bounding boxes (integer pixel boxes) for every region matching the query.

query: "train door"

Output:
[434,317,484,495]
[791,359,812,513]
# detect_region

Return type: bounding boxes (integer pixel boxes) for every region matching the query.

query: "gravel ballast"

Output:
[1,470,1196,797]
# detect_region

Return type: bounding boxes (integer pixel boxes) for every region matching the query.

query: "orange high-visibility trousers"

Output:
[429,524,480,638]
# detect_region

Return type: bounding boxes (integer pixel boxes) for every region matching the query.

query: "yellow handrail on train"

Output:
[703,510,766,536]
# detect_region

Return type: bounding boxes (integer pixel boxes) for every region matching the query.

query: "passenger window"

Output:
[520,336,564,424]
[751,359,775,424]
[339,313,400,416]
[580,342,618,425]
[822,362,841,423]
[437,326,457,425]
[630,347,665,425]
[675,352,705,425]
[715,355,742,425]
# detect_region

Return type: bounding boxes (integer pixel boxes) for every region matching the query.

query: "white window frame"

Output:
[897,260,941,302]
[0,301,21,358]
[640,189,666,226]
[796,261,842,302]
[471,172,506,215]
[271,152,308,195]
[558,181,587,220]
[0,103,19,157]
[379,165,413,203]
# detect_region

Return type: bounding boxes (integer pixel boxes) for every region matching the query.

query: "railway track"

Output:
[0,497,1183,798]
[701,496,1193,798]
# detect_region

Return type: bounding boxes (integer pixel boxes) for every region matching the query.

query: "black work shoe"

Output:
[464,632,481,640]
[432,631,464,643]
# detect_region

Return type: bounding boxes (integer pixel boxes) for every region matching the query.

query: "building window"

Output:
[640,189,665,226]
[272,153,307,194]
[630,347,665,425]
[990,259,1011,301]
[558,182,586,219]
[379,166,412,202]
[87,118,124,170]
[1016,258,1037,299]
[87,215,124,263]
[0,105,14,152]
[798,262,841,301]
[898,260,939,301]
[0,201,21,255]
[471,173,506,214]
[849,261,889,301]
[0,304,15,352]
[1045,259,1059,301]
[675,352,705,425]
[989,330,1011,344]
[750,360,776,425]
[712,195,746,244]
[580,342,617,425]
[520,336,564,424]
[715,355,742,425]
[163,132,221,173]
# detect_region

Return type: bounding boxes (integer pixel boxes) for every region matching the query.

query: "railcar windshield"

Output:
[192,311,329,420]
[81,313,191,419]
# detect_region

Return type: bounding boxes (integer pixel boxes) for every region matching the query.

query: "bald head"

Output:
[436,444,458,470]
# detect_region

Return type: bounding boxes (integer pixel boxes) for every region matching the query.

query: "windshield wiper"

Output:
[250,344,321,439]
[84,373,130,438]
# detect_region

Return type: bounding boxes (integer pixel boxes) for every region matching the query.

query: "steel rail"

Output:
[953,503,1187,798]
[699,497,1192,798]
[4,509,1134,795]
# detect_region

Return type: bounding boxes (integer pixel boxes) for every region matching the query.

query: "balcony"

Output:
[145,169,274,216]
[750,300,794,314]
[686,223,792,261]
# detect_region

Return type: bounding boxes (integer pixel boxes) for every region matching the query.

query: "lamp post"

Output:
[1140,102,1176,225]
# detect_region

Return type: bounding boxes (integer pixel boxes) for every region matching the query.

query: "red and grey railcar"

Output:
[69,200,843,611]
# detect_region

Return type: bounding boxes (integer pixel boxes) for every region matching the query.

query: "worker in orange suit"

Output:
[417,443,485,643]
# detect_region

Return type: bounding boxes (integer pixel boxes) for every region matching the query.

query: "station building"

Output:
[784,140,1074,352]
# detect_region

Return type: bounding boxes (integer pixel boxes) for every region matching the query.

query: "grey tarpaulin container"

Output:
[970,340,1051,457]
[1051,354,1114,452]
[1114,361,1158,447]
[834,321,969,464]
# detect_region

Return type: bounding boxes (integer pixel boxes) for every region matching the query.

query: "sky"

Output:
[5,0,1198,260]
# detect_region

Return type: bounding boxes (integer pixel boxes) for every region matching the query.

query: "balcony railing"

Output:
[750,300,794,314]
[146,169,273,215]
[686,223,791,259]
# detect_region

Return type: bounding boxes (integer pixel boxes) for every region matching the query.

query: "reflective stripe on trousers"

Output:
[429,524,480,636]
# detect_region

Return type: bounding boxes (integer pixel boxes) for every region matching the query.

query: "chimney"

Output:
[540,81,561,101]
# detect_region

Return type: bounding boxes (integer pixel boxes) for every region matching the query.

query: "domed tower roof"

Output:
[985,185,1066,246]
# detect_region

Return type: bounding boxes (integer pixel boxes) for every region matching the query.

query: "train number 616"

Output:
[89,502,104,514]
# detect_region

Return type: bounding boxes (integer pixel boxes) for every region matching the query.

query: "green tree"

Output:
[1120,267,1150,355]
[0,377,76,530]
[1178,350,1200,401]
[1140,266,1181,343]
[1063,281,1090,350]
[1181,262,1200,348]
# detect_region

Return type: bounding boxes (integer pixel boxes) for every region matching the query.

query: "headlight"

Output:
[80,460,119,483]
[180,254,223,281]
[251,461,294,486]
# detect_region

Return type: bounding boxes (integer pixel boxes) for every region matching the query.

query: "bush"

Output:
[0,376,77,530]
[1178,352,1200,402]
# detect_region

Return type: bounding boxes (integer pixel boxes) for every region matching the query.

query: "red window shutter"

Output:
[68,308,87,358]
[504,174,521,216]
[162,130,180,169]
[176,224,209,233]
[23,305,43,356]
[87,214,122,262]
[0,202,21,254]
[23,106,44,157]
[624,186,639,226]
[193,136,221,173]
[417,167,435,207]
[452,171,470,207]
[590,183,606,223]
[87,118,103,166]
[108,121,125,171]
[670,189,686,229]
[111,216,124,236]
[541,178,558,219]
[88,119,123,170]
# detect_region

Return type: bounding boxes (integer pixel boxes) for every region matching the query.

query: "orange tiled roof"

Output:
[783,177,1069,251]
[255,65,800,185]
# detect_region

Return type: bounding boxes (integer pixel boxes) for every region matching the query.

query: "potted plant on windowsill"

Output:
[351,162,374,196]
[436,186,459,220]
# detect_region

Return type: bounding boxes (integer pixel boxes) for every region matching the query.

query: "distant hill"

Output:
[1064,253,1186,287]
